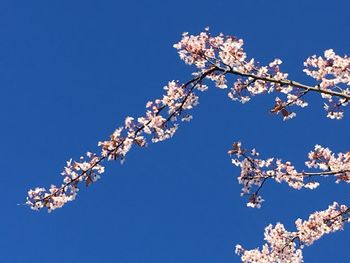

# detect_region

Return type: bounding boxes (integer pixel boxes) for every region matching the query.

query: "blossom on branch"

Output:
[228,142,350,208]
[26,71,212,211]
[26,153,104,212]
[25,28,350,263]
[174,30,349,120]
[304,49,350,119]
[236,202,350,263]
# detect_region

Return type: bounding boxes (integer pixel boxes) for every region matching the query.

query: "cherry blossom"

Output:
[26,153,104,212]
[28,30,350,211]
[26,66,214,211]
[228,142,350,208]
[236,202,350,262]
[25,29,350,263]
[304,49,350,119]
[174,29,350,120]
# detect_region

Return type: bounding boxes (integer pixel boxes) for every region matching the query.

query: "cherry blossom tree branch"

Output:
[228,142,350,208]
[25,29,350,262]
[235,202,350,262]
[217,65,350,100]
[174,29,350,120]
[28,30,350,211]
[26,67,216,211]
[203,49,349,103]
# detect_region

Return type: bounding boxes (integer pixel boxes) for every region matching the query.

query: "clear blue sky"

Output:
[1,0,350,262]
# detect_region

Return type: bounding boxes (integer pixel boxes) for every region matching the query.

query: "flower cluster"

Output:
[235,223,303,263]
[304,49,350,119]
[236,202,350,262]
[228,142,350,208]
[174,30,349,120]
[26,72,210,211]
[26,152,104,212]
[306,144,350,183]
[174,30,289,97]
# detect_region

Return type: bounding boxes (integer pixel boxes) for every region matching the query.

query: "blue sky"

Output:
[1,0,350,262]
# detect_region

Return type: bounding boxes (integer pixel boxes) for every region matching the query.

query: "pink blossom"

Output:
[236,203,350,262]
[228,142,350,207]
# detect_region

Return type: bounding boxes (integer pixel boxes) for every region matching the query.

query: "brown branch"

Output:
[213,66,350,100]
[240,169,350,181]
[303,169,350,177]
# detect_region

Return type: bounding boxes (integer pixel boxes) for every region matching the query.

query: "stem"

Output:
[215,66,350,100]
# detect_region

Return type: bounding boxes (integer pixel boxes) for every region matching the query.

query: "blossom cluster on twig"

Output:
[26,69,214,212]
[235,202,350,262]
[174,28,350,120]
[228,142,350,209]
